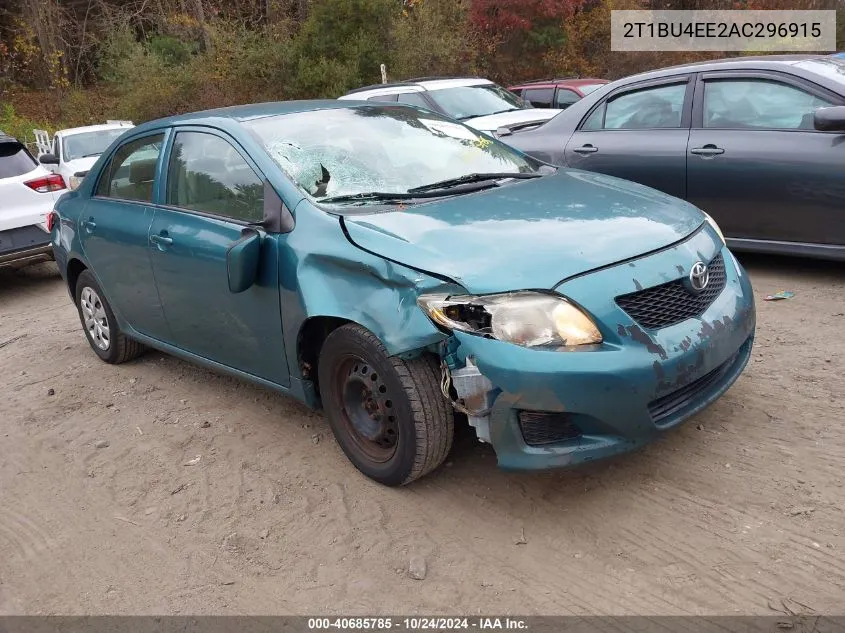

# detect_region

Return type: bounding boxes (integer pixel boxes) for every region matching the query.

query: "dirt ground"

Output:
[0,255,843,616]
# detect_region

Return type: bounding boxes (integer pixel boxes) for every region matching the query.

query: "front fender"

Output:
[278,203,464,385]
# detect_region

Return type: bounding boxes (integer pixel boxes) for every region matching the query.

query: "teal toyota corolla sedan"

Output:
[50,101,756,486]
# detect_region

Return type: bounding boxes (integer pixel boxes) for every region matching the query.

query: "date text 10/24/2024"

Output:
[308,618,528,630]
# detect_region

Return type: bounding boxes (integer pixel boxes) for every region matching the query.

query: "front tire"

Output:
[74,270,144,364]
[318,324,454,486]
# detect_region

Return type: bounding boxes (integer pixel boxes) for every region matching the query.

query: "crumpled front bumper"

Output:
[445,228,756,471]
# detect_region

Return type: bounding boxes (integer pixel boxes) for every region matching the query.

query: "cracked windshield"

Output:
[246,106,538,203]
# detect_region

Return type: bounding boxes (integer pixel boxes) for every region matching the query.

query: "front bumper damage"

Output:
[437,231,756,471]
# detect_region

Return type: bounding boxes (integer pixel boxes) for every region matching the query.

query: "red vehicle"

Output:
[509,77,609,110]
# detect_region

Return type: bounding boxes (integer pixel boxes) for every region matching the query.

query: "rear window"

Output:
[0,141,38,178]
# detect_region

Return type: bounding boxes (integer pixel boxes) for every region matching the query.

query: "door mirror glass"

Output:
[226,228,261,293]
[39,153,59,165]
[814,105,845,132]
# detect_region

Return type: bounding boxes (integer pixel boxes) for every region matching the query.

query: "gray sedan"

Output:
[502,55,845,261]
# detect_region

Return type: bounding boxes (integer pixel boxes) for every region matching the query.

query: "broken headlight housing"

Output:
[417,291,602,349]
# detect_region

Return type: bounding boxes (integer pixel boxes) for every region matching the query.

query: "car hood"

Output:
[341,170,705,294]
[463,108,560,133]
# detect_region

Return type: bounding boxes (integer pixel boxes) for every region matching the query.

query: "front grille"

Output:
[616,254,726,330]
[648,350,738,425]
[518,411,582,446]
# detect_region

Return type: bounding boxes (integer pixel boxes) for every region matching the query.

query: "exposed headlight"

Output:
[417,291,602,349]
[68,175,83,190]
[702,211,725,245]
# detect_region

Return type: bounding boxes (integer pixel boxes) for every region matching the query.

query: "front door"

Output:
[564,78,692,200]
[79,132,170,339]
[148,129,288,385]
[687,72,843,245]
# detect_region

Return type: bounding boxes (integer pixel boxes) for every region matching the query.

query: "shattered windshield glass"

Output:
[244,105,539,202]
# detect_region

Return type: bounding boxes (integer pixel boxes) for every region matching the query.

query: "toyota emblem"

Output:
[688,261,710,293]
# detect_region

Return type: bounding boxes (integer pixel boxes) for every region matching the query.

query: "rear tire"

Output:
[318,324,454,486]
[74,270,144,364]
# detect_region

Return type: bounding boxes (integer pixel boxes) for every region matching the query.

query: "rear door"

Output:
[148,128,288,384]
[79,132,170,338]
[564,76,693,199]
[687,71,844,245]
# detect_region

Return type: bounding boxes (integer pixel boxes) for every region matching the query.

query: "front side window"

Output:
[166,132,264,222]
[63,129,127,162]
[524,88,554,108]
[426,84,529,120]
[703,79,833,130]
[95,134,163,202]
[582,83,687,130]
[246,105,540,202]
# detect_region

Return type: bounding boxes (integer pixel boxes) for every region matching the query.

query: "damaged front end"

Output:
[422,228,755,472]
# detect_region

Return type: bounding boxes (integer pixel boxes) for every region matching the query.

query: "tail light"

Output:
[46,211,58,232]
[24,174,66,193]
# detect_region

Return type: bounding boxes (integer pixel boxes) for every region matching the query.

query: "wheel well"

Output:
[66,258,87,297]
[297,316,351,394]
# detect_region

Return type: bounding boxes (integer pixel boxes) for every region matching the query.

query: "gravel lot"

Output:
[0,255,843,615]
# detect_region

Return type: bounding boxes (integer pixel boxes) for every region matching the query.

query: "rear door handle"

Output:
[690,145,725,156]
[573,144,598,155]
[83,217,96,233]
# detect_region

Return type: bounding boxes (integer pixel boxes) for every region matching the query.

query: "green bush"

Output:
[0,103,55,150]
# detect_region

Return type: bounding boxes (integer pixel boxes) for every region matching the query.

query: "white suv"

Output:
[37,121,133,190]
[338,77,561,135]
[0,133,68,268]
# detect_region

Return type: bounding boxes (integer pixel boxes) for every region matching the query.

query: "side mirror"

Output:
[814,106,845,132]
[226,228,261,294]
[39,153,59,165]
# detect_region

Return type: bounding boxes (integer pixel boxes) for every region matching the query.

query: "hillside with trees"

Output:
[1,0,842,140]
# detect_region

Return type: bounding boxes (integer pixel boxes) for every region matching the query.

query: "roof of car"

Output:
[56,122,135,137]
[620,54,828,82]
[511,77,609,89]
[343,77,493,96]
[126,100,382,135]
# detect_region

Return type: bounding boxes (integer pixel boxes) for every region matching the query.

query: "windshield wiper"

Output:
[318,191,419,204]
[407,172,542,194]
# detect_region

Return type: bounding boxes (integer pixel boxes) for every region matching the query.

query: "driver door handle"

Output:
[83,217,96,233]
[150,233,173,247]
[690,145,725,156]
[573,144,598,155]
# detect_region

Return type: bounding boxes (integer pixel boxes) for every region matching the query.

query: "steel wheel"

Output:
[332,354,399,464]
[79,286,110,351]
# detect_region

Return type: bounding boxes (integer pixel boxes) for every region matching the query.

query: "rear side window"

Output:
[166,132,264,223]
[555,89,580,109]
[582,83,687,130]
[397,92,429,108]
[0,141,38,178]
[523,88,554,108]
[96,134,164,202]
[367,94,398,102]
